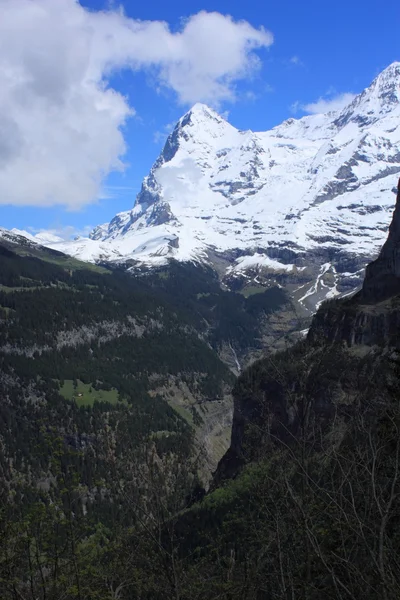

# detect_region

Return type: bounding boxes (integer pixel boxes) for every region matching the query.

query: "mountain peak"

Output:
[177,103,230,133]
[183,103,224,122]
[369,61,400,98]
[376,61,400,79]
[334,62,400,129]
[158,102,236,164]
[44,63,400,317]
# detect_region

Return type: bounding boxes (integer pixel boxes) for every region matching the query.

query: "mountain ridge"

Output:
[148,165,400,600]
[216,170,400,483]
[2,65,400,598]
[5,62,400,313]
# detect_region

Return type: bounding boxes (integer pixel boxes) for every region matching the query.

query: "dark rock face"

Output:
[216,178,400,483]
[362,178,400,302]
[168,236,179,249]
[309,296,400,348]
[146,201,175,227]
[306,178,400,349]
[162,125,181,163]
[214,339,364,483]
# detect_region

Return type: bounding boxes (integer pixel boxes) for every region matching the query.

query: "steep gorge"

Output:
[216,179,400,481]
[163,178,400,599]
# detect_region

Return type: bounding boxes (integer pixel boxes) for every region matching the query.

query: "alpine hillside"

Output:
[156,180,400,600]
[34,61,400,314]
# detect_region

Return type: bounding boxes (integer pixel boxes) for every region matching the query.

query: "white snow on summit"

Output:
[10,229,64,245]
[12,63,400,307]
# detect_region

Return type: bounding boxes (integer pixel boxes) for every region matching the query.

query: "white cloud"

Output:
[289,55,303,66]
[302,92,356,114]
[290,101,301,114]
[244,90,258,101]
[0,0,273,209]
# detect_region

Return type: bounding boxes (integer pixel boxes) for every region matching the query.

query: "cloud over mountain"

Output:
[0,0,272,209]
[302,92,357,114]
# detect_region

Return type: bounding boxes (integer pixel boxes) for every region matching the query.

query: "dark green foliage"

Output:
[244,285,288,316]
[0,241,244,402]
[0,241,236,599]
[7,235,399,599]
[0,241,288,402]
[140,261,289,350]
[147,348,400,600]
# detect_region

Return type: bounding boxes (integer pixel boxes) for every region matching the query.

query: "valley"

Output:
[1,59,400,600]
[3,175,400,599]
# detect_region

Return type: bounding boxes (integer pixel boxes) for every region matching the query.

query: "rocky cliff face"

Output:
[308,178,400,348]
[362,178,400,302]
[217,178,400,480]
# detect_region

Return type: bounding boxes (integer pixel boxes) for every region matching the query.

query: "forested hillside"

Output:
[4,178,400,599]
[0,235,292,599]
[0,233,292,464]
[154,183,400,599]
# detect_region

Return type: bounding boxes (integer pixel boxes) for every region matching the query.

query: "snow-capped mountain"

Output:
[8,229,64,245]
[18,63,400,309]
[0,226,61,248]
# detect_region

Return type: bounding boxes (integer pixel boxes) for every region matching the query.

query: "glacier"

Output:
[5,62,400,311]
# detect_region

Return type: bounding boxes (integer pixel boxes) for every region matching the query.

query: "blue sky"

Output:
[1,0,399,237]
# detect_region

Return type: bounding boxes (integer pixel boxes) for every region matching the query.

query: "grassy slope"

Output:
[59,379,120,407]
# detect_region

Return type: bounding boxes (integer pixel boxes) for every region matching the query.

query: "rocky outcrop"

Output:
[308,296,400,348]
[216,177,400,482]
[362,178,400,302]
[307,178,400,348]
